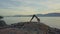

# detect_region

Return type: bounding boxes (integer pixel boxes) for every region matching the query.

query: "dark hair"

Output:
[0,16,3,19]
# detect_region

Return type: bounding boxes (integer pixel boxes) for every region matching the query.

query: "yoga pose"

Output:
[30,15,40,22]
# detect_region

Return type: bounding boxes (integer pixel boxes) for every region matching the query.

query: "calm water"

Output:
[3,17,60,29]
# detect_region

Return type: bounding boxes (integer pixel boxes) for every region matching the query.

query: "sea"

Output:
[3,17,60,29]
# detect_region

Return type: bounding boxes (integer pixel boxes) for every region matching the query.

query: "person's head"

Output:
[0,16,3,19]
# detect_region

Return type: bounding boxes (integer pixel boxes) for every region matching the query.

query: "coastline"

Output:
[0,22,60,34]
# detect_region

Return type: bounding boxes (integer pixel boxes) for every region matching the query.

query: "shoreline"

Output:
[0,22,60,34]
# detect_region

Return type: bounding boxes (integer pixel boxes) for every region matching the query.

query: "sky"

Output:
[0,0,60,16]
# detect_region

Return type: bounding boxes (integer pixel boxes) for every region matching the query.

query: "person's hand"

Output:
[30,20,31,22]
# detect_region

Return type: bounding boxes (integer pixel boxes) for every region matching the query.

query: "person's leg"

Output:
[37,19,40,23]
[34,15,40,23]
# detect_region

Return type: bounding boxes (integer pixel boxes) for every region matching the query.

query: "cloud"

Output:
[0,0,21,8]
[0,0,60,16]
[0,8,38,16]
[41,0,60,9]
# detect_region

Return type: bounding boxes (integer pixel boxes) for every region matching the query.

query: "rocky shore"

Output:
[0,22,60,34]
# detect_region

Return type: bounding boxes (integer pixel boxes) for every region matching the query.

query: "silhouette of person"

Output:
[30,15,40,23]
[0,16,6,27]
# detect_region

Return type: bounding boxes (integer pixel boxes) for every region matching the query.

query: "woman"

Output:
[30,15,40,23]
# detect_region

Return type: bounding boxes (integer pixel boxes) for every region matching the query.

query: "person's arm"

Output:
[30,15,35,22]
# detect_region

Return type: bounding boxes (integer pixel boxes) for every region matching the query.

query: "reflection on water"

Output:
[3,17,60,29]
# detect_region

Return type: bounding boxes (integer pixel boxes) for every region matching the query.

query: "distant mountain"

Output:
[13,15,32,17]
[36,13,60,17]
[6,13,60,17]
